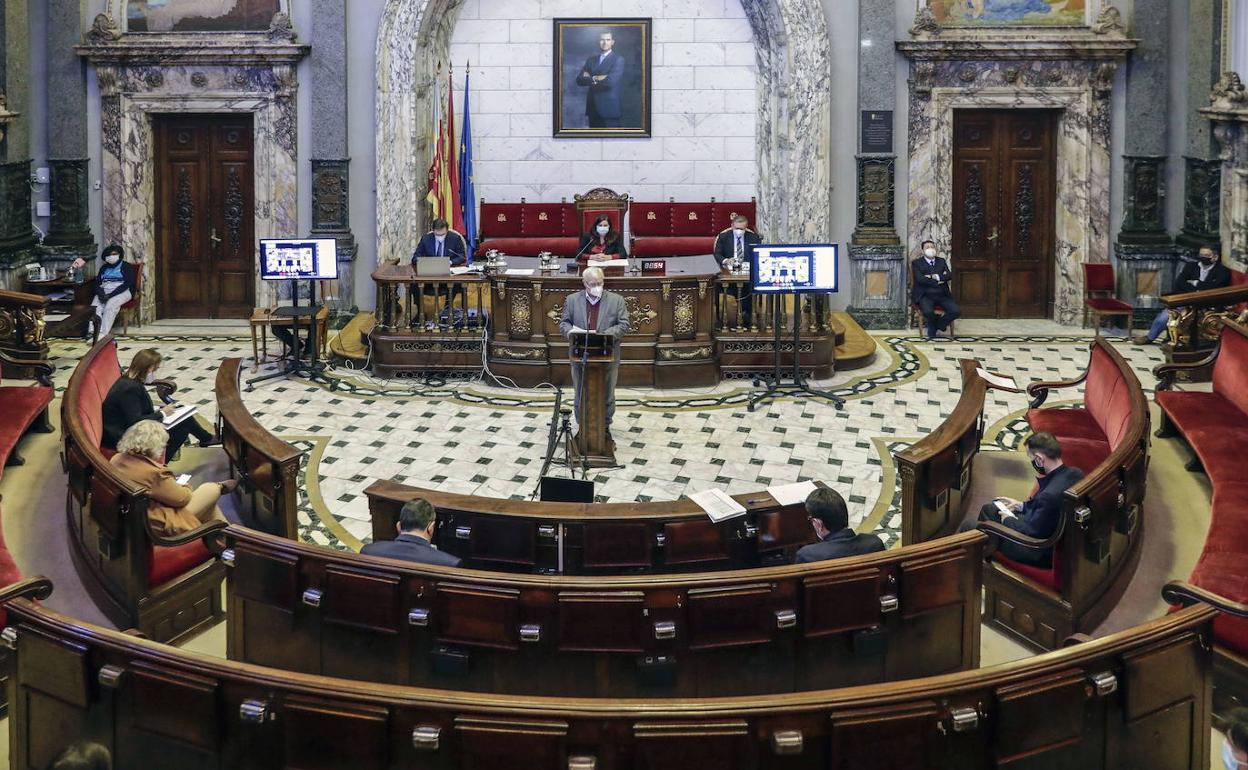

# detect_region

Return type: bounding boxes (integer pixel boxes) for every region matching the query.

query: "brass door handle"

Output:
[210,227,222,245]
[986,228,999,241]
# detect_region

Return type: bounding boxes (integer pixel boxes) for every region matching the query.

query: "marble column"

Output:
[848,0,905,329]
[1179,0,1225,249]
[1114,0,1176,324]
[0,0,38,272]
[1204,78,1248,270]
[310,0,357,314]
[44,0,96,258]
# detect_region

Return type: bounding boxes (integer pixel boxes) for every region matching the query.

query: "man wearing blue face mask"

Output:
[1224,710,1248,770]
[960,432,1083,567]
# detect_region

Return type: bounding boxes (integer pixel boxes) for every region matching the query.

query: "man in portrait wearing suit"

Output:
[361,498,461,567]
[794,487,885,563]
[559,266,632,438]
[411,218,468,266]
[575,31,626,128]
[713,214,763,328]
[911,239,961,340]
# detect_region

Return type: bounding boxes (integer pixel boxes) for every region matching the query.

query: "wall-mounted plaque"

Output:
[861,111,893,154]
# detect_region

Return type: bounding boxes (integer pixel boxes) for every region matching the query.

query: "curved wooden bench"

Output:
[1155,320,1248,717]
[61,336,226,643]
[3,576,1217,770]
[979,337,1149,650]
[895,359,986,545]
[215,358,302,538]
[367,480,819,574]
[0,350,55,479]
[222,525,986,697]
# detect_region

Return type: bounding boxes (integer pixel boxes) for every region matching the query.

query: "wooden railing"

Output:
[4,575,1216,770]
[0,288,49,363]
[215,358,303,538]
[222,526,986,697]
[366,479,817,573]
[895,359,986,545]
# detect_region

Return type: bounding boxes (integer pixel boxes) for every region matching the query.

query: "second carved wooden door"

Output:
[154,114,255,319]
[951,109,1056,318]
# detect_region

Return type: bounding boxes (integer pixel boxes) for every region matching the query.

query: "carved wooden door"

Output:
[951,110,1056,318]
[154,114,255,319]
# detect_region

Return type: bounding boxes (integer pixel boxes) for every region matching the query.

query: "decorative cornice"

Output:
[898,33,1136,61]
[76,34,308,66]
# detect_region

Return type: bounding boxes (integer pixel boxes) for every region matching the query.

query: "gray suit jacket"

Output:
[560,290,631,362]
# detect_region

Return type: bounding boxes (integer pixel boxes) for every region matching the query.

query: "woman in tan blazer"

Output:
[109,420,236,536]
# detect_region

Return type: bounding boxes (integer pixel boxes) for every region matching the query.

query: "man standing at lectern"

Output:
[560,266,631,439]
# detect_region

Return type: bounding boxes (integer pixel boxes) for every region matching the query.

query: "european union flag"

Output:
[459,67,477,263]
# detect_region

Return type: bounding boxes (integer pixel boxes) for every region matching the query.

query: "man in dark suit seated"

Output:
[360,498,462,567]
[713,215,762,328]
[1133,243,1231,344]
[911,240,961,340]
[411,218,468,266]
[794,487,885,563]
[961,432,1084,568]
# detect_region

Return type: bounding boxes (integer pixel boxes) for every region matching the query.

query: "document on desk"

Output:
[689,488,747,522]
[161,403,198,428]
[504,268,536,276]
[449,266,473,275]
[767,481,819,507]
[976,368,1019,391]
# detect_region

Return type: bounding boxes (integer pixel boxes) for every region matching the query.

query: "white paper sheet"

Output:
[688,488,747,523]
[449,266,473,275]
[161,403,198,428]
[767,480,819,507]
[976,367,1018,391]
[504,268,536,276]
[587,258,629,267]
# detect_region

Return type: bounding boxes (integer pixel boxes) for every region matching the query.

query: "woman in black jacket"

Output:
[101,348,217,457]
[576,215,628,262]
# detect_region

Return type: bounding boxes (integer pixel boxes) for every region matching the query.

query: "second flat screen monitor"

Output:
[749,244,839,294]
[259,238,339,281]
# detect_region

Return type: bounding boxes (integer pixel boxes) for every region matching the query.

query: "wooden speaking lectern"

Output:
[570,331,617,468]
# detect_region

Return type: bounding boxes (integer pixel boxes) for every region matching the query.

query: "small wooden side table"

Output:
[250,306,330,369]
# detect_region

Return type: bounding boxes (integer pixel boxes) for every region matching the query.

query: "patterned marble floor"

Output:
[46,323,1166,552]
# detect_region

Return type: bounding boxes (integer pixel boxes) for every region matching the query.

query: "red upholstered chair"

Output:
[629,202,672,237]
[1081,263,1132,336]
[118,263,142,335]
[710,199,757,233]
[0,351,55,477]
[574,187,630,241]
[478,202,524,239]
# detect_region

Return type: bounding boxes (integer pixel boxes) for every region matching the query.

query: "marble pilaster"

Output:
[3,0,30,160]
[899,27,1135,325]
[1180,0,1224,247]
[1114,0,1171,250]
[310,0,355,311]
[846,244,906,329]
[45,0,95,253]
[78,29,308,323]
[375,0,831,265]
[1203,81,1248,270]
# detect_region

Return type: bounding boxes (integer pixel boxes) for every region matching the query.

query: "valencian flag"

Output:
[445,67,464,235]
[459,66,477,262]
[424,63,445,215]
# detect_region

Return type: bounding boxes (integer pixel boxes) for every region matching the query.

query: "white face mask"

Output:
[144,371,157,384]
[924,248,937,259]
[587,285,603,299]
[596,225,610,235]
[104,254,121,265]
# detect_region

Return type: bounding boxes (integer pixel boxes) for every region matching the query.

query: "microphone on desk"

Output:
[571,237,596,263]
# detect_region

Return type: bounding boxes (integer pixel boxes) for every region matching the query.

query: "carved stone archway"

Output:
[374,0,831,265]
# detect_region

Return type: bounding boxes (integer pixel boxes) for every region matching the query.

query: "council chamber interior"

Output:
[0,0,1246,768]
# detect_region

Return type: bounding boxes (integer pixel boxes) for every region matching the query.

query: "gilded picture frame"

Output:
[553,18,652,138]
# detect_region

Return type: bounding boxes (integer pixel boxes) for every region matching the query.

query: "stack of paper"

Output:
[588,258,630,268]
[504,268,536,276]
[161,403,198,428]
[688,488,747,522]
[976,368,1018,391]
[767,480,819,506]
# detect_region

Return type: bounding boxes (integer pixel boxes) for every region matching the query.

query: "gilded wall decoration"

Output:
[624,296,659,330]
[511,292,532,337]
[672,293,696,335]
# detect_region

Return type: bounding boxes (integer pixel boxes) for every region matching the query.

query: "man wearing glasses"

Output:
[794,487,884,563]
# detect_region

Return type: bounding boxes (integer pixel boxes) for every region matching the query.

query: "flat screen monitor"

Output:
[259,238,339,280]
[540,476,595,503]
[749,244,839,294]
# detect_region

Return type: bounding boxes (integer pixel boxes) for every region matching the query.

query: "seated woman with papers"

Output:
[577,215,628,263]
[101,348,218,460]
[110,420,235,536]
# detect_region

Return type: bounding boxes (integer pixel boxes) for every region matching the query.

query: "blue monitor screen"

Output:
[749,244,839,293]
[259,238,339,280]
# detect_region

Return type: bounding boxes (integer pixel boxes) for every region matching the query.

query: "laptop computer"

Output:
[414,256,452,276]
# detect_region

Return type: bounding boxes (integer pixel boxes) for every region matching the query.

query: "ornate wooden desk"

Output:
[371,255,839,388]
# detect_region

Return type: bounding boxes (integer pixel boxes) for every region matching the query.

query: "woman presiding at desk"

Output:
[101,348,218,459]
[577,215,628,262]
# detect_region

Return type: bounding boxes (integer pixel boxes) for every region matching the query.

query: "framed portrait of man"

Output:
[553,18,652,138]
